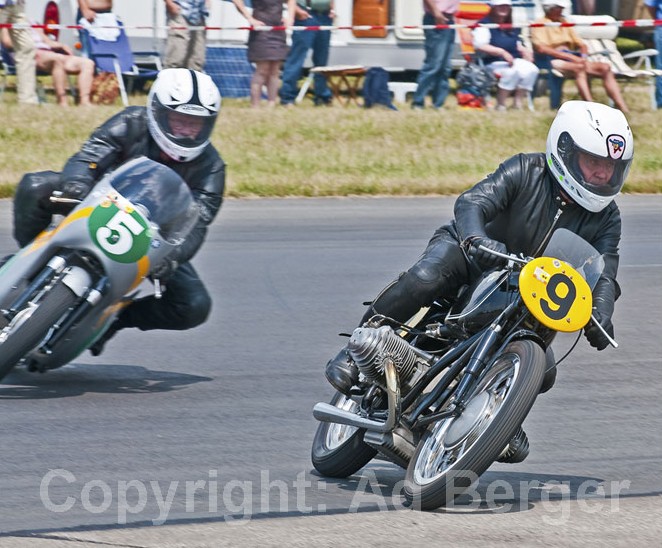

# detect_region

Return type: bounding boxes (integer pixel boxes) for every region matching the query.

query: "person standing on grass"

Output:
[644,0,662,109]
[231,0,296,108]
[164,0,210,71]
[0,0,39,105]
[77,0,115,57]
[410,0,461,110]
[279,0,334,107]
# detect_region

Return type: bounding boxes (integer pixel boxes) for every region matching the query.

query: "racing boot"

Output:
[89,320,121,357]
[496,426,530,464]
[325,346,359,397]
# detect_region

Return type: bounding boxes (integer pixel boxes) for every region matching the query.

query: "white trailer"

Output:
[25,1,549,71]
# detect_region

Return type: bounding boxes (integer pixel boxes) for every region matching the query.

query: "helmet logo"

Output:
[607,134,625,160]
[550,153,565,176]
[177,104,207,115]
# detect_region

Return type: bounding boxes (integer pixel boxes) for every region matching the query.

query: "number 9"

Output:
[540,273,576,321]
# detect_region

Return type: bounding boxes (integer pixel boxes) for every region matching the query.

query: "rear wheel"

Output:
[311,393,378,478]
[404,340,546,510]
[0,282,78,381]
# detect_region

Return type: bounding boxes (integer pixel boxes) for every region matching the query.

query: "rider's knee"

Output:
[402,260,446,305]
[176,289,212,329]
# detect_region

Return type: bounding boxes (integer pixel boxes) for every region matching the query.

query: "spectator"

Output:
[232,0,296,108]
[77,1,116,58]
[530,1,629,113]
[645,0,662,109]
[572,0,595,15]
[411,0,461,110]
[1,25,95,106]
[164,0,210,71]
[279,0,334,106]
[472,0,539,110]
[0,0,38,104]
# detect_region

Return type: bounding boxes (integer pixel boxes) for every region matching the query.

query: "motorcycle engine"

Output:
[347,326,431,393]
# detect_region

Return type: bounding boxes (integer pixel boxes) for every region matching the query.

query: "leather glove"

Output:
[584,309,614,351]
[150,258,179,283]
[465,236,508,269]
[61,180,90,201]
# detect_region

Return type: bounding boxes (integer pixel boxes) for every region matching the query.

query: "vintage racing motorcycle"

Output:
[0,157,198,382]
[312,229,616,510]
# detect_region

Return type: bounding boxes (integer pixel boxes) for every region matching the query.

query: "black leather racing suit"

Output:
[13,106,226,332]
[363,152,621,340]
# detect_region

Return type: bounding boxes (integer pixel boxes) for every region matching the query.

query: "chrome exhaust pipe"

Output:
[313,359,400,433]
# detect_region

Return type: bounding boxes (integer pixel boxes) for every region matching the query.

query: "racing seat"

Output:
[84,20,161,106]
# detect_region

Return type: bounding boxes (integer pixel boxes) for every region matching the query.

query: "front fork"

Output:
[451,300,521,411]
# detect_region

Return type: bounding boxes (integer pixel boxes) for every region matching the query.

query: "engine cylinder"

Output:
[347,326,420,386]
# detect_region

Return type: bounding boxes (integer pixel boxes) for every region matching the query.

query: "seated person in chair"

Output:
[472,0,539,110]
[530,1,628,113]
[1,24,95,107]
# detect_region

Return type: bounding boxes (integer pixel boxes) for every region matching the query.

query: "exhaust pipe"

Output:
[313,359,400,433]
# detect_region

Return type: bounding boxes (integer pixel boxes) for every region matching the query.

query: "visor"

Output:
[152,99,216,151]
[558,132,631,198]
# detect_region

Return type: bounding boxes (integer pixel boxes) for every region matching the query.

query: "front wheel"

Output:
[404,339,546,510]
[311,392,378,478]
[0,282,78,381]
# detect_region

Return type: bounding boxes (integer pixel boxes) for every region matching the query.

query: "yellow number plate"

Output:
[519,257,592,332]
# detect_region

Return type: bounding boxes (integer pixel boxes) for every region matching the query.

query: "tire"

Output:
[0,282,78,381]
[404,339,546,510]
[311,392,378,478]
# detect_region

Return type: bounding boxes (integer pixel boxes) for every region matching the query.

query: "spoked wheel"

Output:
[311,392,378,478]
[404,339,546,510]
[0,281,78,382]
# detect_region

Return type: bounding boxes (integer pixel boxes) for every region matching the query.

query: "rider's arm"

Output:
[169,152,226,265]
[586,203,622,319]
[453,154,521,243]
[60,107,144,197]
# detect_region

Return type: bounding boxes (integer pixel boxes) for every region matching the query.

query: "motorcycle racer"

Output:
[325,100,633,461]
[12,68,224,355]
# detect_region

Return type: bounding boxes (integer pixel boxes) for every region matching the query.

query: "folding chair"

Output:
[84,20,161,106]
[581,24,662,111]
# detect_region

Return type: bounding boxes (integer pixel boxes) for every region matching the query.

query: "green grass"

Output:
[1,80,660,198]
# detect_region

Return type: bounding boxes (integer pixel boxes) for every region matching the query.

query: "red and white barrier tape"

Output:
[1,19,661,32]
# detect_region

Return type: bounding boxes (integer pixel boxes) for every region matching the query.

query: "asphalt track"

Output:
[0,196,660,547]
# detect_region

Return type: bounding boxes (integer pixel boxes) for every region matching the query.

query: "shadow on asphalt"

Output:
[0,363,212,399]
[312,460,655,514]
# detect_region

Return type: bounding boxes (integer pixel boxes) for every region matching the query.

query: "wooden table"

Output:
[309,65,367,106]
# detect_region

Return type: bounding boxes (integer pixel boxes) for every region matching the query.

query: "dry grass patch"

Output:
[1,80,660,197]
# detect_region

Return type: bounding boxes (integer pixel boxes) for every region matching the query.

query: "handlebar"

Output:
[590,314,619,348]
[477,244,528,265]
[50,191,82,205]
[478,246,618,348]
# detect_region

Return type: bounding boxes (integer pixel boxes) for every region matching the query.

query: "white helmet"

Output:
[546,101,633,213]
[147,68,221,162]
